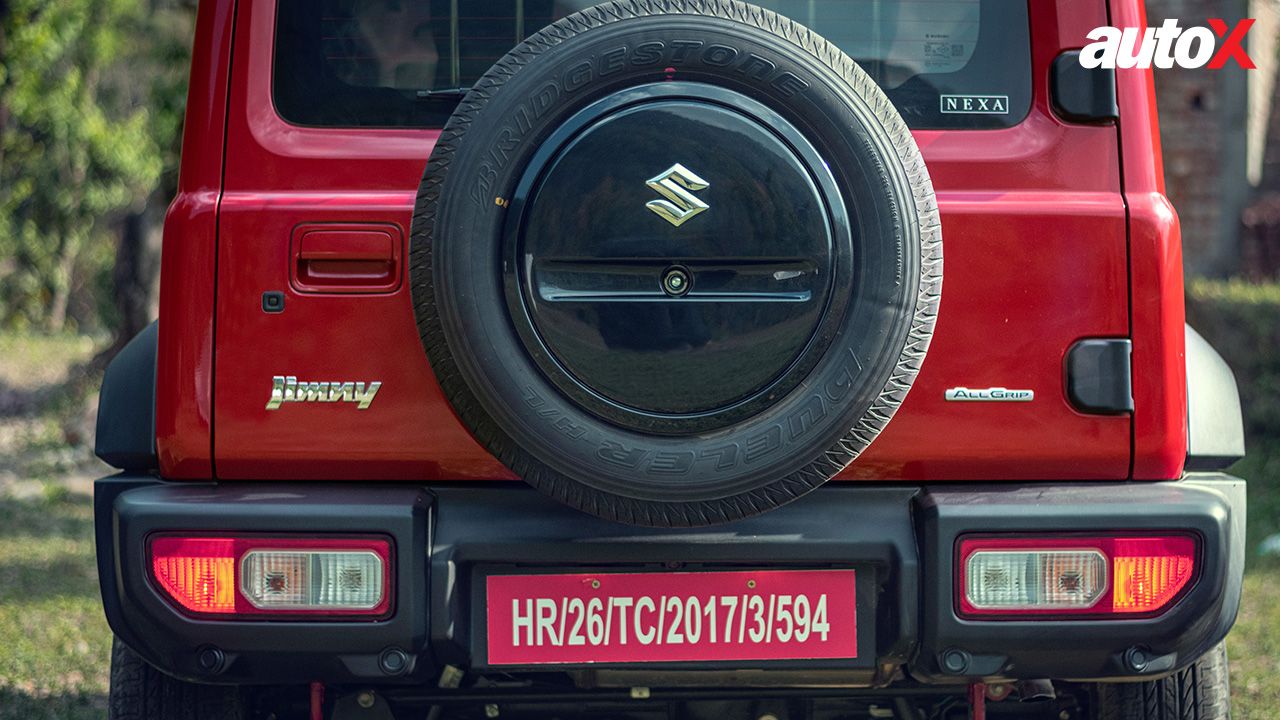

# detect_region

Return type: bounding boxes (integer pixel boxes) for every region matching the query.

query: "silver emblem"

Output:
[940,94,1010,115]
[945,387,1034,402]
[645,163,710,227]
[266,376,382,410]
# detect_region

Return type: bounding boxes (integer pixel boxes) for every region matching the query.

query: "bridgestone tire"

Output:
[108,639,245,720]
[411,0,941,527]
[1094,643,1232,720]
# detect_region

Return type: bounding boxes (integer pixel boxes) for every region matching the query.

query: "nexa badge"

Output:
[266,376,381,410]
[945,387,1034,402]
[940,94,1009,115]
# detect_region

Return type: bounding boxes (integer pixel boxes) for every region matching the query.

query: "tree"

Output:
[105,0,197,352]
[0,0,182,333]
[0,0,10,172]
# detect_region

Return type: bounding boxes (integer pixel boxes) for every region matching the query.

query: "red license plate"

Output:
[485,569,856,666]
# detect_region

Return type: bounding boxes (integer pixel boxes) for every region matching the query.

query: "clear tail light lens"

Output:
[241,549,384,611]
[149,535,392,618]
[959,535,1197,618]
[965,549,1106,611]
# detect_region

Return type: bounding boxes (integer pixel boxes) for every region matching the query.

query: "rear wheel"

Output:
[108,639,245,720]
[1093,643,1231,720]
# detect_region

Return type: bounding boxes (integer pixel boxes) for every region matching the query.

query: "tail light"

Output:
[958,535,1197,618]
[151,538,238,614]
[150,535,392,618]
[241,549,384,611]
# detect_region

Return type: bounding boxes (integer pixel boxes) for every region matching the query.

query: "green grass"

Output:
[0,332,109,718]
[1227,567,1280,719]
[0,334,99,389]
[0,332,104,488]
[0,492,110,720]
[1233,440,1280,569]
[1225,435,1280,719]
[1187,277,1280,307]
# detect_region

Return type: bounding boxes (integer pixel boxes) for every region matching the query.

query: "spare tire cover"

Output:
[411,0,942,527]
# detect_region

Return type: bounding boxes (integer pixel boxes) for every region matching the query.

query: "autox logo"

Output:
[1080,18,1256,69]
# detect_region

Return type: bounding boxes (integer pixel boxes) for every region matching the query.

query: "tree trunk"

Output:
[46,247,77,333]
[113,209,158,339]
[0,0,10,172]
[100,189,164,362]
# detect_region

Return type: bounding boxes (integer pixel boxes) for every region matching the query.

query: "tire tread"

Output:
[410,0,942,527]
[1095,644,1231,720]
[108,640,244,720]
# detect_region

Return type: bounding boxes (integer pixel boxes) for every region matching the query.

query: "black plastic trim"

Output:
[1051,51,1118,124]
[94,322,159,471]
[915,474,1245,682]
[431,485,919,679]
[94,477,432,684]
[96,477,1244,687]
[1185,325,1246,470]
[1066,338,1134,414]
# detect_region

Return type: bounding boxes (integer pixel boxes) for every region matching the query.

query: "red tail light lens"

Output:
[151,538,237,614]
[958,535,1197,618]
[149,535,392,618]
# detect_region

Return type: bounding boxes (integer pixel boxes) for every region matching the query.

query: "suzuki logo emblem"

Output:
[645,164,710,227]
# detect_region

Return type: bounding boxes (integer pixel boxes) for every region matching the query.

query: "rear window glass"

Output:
[273,0,1031,130]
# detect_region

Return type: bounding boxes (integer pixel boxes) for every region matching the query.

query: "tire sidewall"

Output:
[413,2,935,523]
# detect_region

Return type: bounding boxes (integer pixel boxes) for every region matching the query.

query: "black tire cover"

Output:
[411,0,942,527]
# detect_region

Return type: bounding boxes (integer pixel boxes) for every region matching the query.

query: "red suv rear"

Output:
[92,1,1248,718]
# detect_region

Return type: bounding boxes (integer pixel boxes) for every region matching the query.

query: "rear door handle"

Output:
[291,225,403,294]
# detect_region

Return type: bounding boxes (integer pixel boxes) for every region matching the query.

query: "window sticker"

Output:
[940,94,1011,115]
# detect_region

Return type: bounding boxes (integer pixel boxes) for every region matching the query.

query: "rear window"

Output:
[272,0,1031,130]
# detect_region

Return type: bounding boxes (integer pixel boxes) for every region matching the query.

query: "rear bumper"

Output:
[95,475,1244,686]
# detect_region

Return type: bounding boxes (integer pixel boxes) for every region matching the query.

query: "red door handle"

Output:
[292,226,402,294]
[299,230,393,262]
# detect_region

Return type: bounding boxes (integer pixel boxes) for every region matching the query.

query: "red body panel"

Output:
[155,0,1187,482]
[156,0,237,478]
[1110,0,1190,478]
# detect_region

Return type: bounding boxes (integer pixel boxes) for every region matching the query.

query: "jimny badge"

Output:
[266,375,382,410]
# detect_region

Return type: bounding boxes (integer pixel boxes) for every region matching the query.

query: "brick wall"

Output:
[1144,0,1255,276]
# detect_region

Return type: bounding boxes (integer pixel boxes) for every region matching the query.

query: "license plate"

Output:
[485,569,856,666]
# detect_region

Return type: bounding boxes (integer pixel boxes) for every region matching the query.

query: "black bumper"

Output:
[95,475,1245,686]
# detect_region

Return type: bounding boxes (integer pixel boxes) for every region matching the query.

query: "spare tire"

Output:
[411,0,941,527]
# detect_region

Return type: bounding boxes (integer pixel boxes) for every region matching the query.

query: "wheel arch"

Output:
[96,321,160,473]
[1184,324,1245,472]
